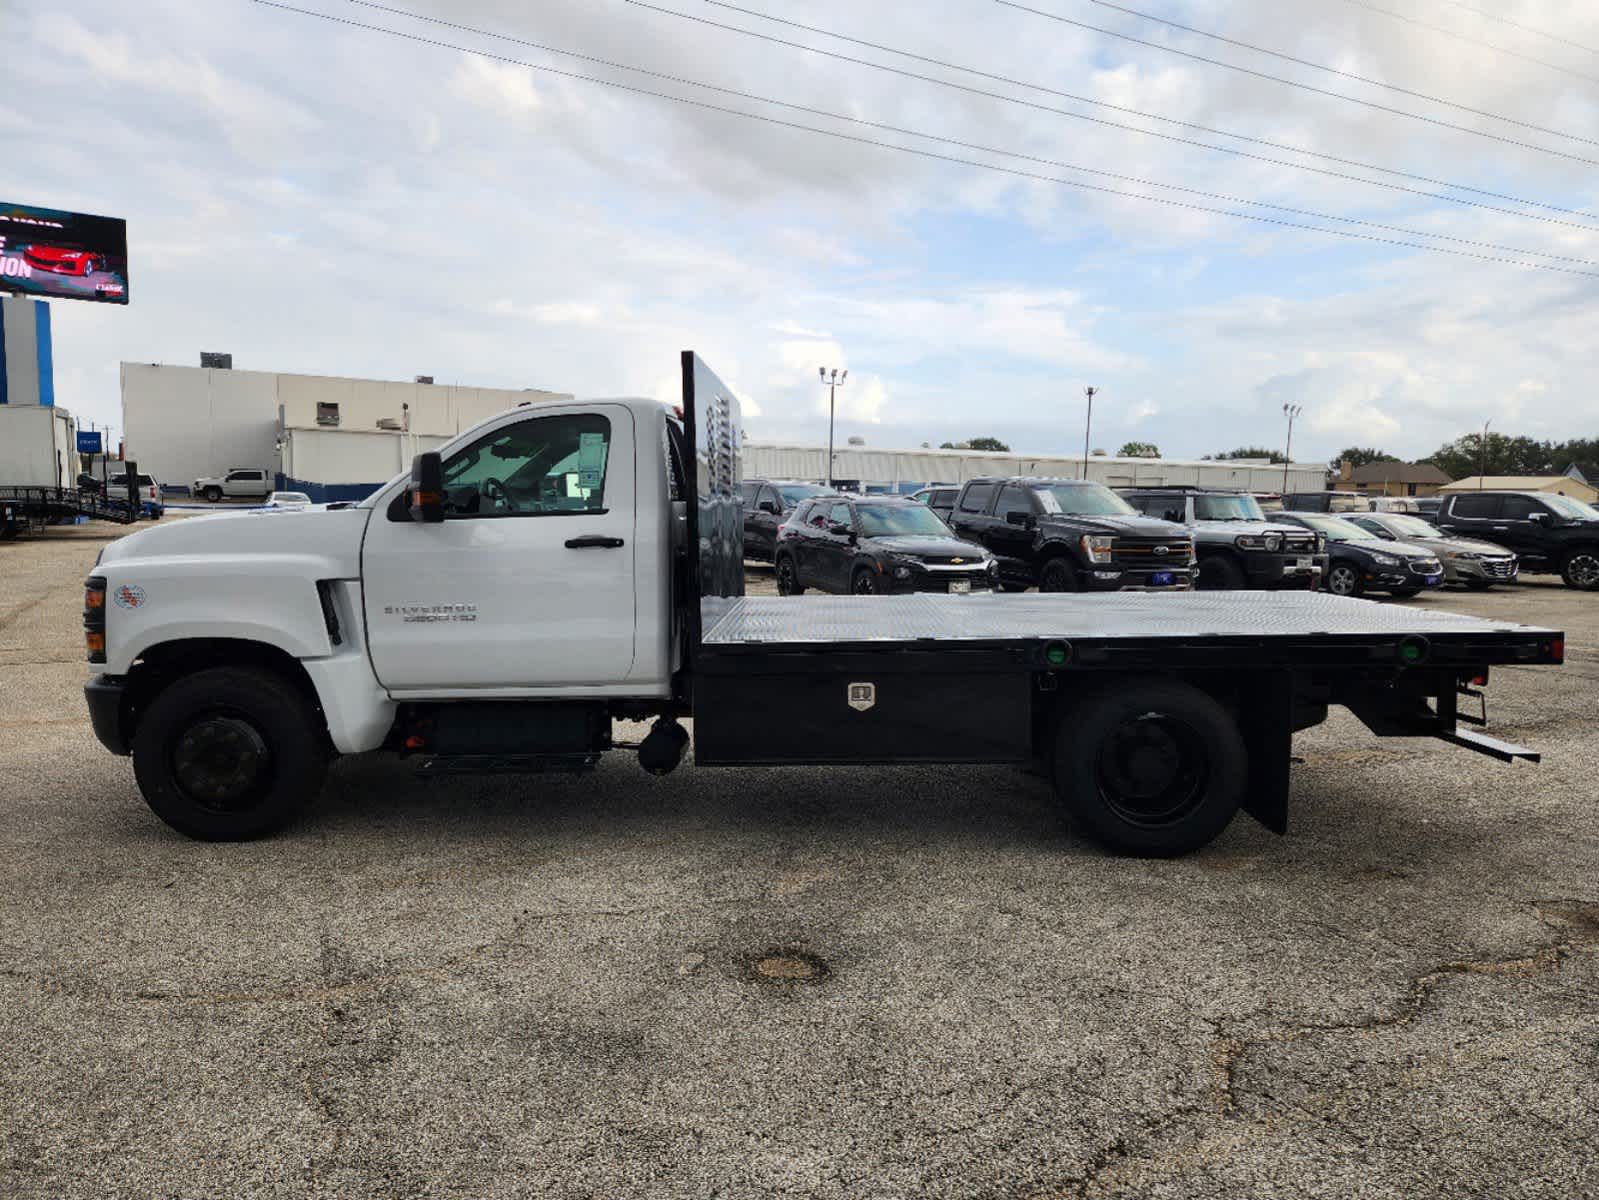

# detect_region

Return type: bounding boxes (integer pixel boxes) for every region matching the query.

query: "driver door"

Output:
[361,404,636,693]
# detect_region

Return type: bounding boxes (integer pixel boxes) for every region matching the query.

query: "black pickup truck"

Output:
[1434,490,1599,590]
[948,476,1195,592]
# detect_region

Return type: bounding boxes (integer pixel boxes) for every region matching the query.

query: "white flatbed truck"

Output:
[82,354,1564,855]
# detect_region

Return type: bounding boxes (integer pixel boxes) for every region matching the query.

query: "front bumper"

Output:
[1245,552,1326,590]
[889,569,995,594]
[84,674,130,755]
[1445,557,1518,584]
[1083,566,1195,592]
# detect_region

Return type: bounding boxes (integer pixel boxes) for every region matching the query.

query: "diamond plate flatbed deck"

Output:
[701,592,1557,648]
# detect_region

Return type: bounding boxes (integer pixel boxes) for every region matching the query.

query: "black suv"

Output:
[1274,512,1443,597]
[1120,487,1325,590]
[1433,490,1599,590]
[739,479,835,562]
[774,495,996,595]
[948,477,1194,592]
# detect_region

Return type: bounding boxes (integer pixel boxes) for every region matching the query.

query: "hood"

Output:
[1351,539,1438,561]
[867,534,990,559]
[1410,534,1514,556]
[1040,512,1188,538]
[97,506,372,574]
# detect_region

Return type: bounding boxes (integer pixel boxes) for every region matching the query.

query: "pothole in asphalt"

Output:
[747,949,830,985]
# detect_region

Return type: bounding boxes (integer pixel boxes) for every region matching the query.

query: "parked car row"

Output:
[745,476,1599,595]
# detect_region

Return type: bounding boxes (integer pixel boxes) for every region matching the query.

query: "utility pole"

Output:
[819,366,847,487]
[1281,403,1303,496]
[1479,418,1491,489]
[1081,386,1098,480]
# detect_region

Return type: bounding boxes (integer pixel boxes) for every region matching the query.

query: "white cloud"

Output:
[452,55,543,117]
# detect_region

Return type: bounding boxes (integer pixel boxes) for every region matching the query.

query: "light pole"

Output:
[1479,418,1491,489]
[1081,386,1098,480]
[819,366,847,487]
[1281,403,1303,496]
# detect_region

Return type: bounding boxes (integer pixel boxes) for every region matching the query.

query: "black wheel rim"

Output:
[1094,713,1210,828]
[1569,554,1599,588]
[169,714,273,813]
[1041,563,1067,591]
[854,571,875,594]
[1329,565,1357,595]
[777,561,796,594]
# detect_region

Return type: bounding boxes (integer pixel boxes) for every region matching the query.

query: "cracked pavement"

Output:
[2,525,1596,1197]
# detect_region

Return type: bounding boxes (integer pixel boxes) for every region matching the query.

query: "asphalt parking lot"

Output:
[3,525,1596,1198]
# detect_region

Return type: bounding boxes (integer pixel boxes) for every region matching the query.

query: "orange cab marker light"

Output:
[85,588,106,609]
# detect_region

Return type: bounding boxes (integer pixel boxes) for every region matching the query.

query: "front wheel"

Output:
[1325,562,1363,597]
[1038,556,1080,593]
[1052,679,1246,856]
[131,666,327,840]
[204,486,222,503]
[1195,555,1245,591]
[999,581,1030,593]
[852,567,883,595]
[1561,550,1599,591]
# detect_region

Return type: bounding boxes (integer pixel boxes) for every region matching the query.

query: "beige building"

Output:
[1438,475,1599,504]
[1336,460,1450,498]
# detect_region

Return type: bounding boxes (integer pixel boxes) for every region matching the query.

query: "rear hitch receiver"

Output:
[639,718,689,776]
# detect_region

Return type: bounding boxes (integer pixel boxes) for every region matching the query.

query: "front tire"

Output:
[131,666,327,841]
[1325,562,1363,597]
[1051,680,1246,857]
[775,555,804,596]
[204,486,222,503]
[852,566,883,595]
[1195,554,1245,591]
[1561,550,1599,591]
[1038,556,1080,593]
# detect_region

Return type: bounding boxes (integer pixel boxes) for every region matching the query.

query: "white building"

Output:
[743,442,1330,496]
[121,363,569,499]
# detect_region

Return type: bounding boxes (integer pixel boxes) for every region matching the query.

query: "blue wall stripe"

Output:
[0,299,9,405]
[34,301,53,407]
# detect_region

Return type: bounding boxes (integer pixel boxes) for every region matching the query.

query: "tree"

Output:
[1335,447,1399,469]
[939,437,1011,452]
[1118,441,1160,458]
[1422,433,1553,480]
[1203,445,1288,464]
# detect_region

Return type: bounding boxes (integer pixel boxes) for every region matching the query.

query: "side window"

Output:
[1448,494,1500,519]
[439,412,611,518]
[759,487,782,512]
[828,501,853,530]
[738,482,761,509]
[934,489,957,507]
[1500,495,1545,521]
[806,502,829,528]
[959,483,996,513]
[995,485,1033,522]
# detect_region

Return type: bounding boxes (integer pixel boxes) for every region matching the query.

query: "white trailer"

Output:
[0,405,77,488]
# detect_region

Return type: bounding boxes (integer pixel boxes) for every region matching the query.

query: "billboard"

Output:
[76,430,104,454]
[0,202,128,305]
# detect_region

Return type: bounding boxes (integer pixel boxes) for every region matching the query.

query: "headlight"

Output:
[1263,533,1282,552]
[893,565,912,579]
[1234,535,1265,549]
[1447,551,1479,561]
[1081,534,1114,564]
[1370,553,1400,567]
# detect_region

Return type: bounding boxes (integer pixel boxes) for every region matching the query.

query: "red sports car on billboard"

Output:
[23,245,103,276]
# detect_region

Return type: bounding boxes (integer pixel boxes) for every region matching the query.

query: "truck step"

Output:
[413,752,602,776]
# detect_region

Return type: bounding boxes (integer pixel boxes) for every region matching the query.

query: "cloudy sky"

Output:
[4,0,1599,461]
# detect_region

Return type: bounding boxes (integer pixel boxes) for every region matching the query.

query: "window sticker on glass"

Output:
[578,431,607,490]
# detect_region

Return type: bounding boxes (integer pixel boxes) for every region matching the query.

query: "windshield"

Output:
[1383,515,1441,538]
[1035,484,1136,517]
[1297,514,1375,542]
[856,504,953,538]
[777,483,830,507]
[1194,494,1265,521]
[1545,494,1599,520]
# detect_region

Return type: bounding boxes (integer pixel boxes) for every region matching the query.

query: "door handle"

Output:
[1492,526,1508,531]
[565,535,625,549]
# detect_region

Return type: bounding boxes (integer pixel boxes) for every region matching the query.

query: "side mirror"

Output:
[1529,511,1547,522]
[409,451,445,523]
[827,522,852,537]
[1005,510,1033,527]
[760,500,782,515]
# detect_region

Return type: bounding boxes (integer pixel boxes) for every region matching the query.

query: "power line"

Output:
[1338,0,1599,84]
[341,0,1599,265]
[997,0,1599,167]
[655,0,1599,233]
[1075,0,1599,146]
[248,1,1599,281]
[1437,0,1599,59]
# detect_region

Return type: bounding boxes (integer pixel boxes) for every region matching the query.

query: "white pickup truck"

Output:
[191,467,272,502]
[83,354,1563,855]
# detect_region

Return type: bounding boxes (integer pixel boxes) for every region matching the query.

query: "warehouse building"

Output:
[121,363,569,500]
[742,442,1331,496]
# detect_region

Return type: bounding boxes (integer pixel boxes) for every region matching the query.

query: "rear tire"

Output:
[1195,555,1246,591]
[1038,556,1080,593]
[131,666,327,841]
[1561,550,1599,591]
[1051,679,1246,857]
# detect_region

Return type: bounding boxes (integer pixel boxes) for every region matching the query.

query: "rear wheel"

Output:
[1038,556,1079,593]
[1051,680,1246,857]
[131,666,327,841]
[1195,554,1245,590]
[775,555,804,596]
[1325,562,1363,597]
[1561,550,1599,591]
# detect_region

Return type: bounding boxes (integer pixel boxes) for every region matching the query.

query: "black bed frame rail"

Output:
[0,485,138,525]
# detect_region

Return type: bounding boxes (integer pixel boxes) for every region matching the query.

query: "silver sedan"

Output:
[1346,513,1517,589]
